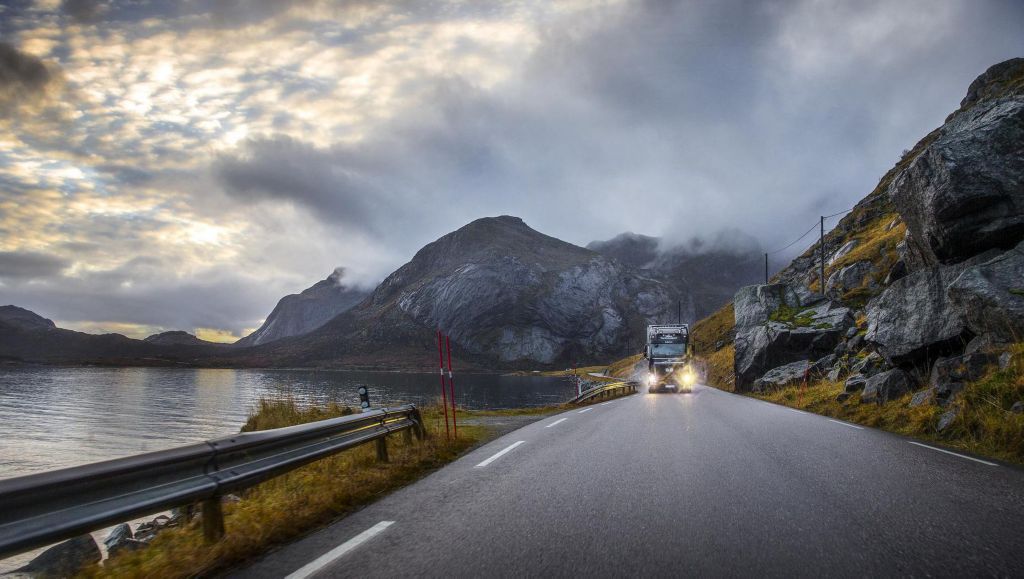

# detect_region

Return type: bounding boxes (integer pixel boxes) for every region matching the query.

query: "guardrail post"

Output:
[202,497,224,543]
[376,437,389,462]
[403,425,413,444]
[411,408,427,440]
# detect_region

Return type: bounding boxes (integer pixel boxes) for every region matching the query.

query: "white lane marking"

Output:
[286,521,394,579]
[828,419,863,430]
[474,440,526,468]
[599,401,614,406]
[546,417,569,428]
[787,407,809,414]
[578,408,593,414]
[907,441,998,466]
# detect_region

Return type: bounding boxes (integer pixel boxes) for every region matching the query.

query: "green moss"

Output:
[1009,288,1024,297]
[769,304,817,328]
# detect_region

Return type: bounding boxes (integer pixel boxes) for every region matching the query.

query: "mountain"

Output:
[144,331,223,347]
[587,229,764,322]
[235,269,369,347]
[262,216,677,369]
[691,57,1024,396]
[0,305,57,332]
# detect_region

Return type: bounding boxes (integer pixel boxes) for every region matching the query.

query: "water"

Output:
[0,367,573,481]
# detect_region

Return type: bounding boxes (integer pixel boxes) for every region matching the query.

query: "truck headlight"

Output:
[648,373,657,385]
[681,370,696,385]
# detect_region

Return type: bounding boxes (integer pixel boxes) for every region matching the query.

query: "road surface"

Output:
[235,385,1024,577]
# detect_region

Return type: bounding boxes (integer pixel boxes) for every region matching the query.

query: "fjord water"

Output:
[0,367,573,480]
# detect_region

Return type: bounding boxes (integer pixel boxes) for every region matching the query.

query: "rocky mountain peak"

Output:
[0,305,56,331]
[958,57,1024,112]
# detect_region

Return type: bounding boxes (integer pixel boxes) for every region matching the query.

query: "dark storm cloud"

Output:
[0,251,70,279]
[0,42,54,112]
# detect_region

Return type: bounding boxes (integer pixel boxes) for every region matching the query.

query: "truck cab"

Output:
[644,324,695,393]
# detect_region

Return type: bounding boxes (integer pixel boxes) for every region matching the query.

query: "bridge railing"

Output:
[0,404,426,560]
[569,381,638,404]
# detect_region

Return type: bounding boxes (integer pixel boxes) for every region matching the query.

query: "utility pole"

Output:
[677,299,681,324]
[764,253,768,285]
[820,216,826,296]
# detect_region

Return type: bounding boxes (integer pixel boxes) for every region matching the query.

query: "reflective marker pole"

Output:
[437,330,450,440]
[446,334,457,439]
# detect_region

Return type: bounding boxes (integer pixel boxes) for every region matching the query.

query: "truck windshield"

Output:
[650,343,685,357]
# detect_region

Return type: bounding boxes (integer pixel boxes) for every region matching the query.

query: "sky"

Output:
[0,0,1022,342]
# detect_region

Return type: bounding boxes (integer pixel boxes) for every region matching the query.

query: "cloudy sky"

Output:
[0,0,1022,341]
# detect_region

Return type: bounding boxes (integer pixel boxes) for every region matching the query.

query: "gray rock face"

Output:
[16,534,100,576]
[752,360,811,392]
[947,241,1024,342]
[861,369,912,404]
[826,260,875,293]
[889,59,1024,266]
[865,257,990,365]
[237,268,369,347]
[844,374,867,393]
[733,284,853,391]
[910,387,936,407]
[850,352,887,378]
[937,408,960,432]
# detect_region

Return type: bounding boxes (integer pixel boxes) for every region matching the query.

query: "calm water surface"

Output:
[0,367,573,480]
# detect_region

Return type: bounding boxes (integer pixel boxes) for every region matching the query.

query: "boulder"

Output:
[15,535,100,577]
[809,354,837,377]
[937,408,960,432]
[931,353,997,388]
[1000,352,1014,370]
[846,334,865,352]
[889,59,1024,266]
[947,241,1024,342]
[1011,401,1024,414]
[909,387,936,407]
[849,352,887,378]
[733,284,801,327]
[752,360,811,392]
[835,392,853,403]
[826,364,844,382]
[828,240,858,265]
[733,283,854,391]
[826,260,875,293]
[844,374,867,393]
[861,369,912,404]
[864,256,993,365]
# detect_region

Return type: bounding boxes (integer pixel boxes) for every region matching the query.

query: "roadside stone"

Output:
[861,369,912,404]
[827,364,844,382]
[850,352,886,378]
[1000,352,1014,370]
[810,354,837,377]
[910,387,936,407]
[103,523,141,558]
[752,360,812,392]
[845,326,858,339]
[15,535,100,577]
[947,241,1024,342]
[931,353,997,388]
[1011,401,1024,414]
[847,334,865,353]
[937,408,960,432]
[835,392,852,403]
[844,374,867,393]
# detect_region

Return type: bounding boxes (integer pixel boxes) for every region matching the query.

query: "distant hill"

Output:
[235,269,368,347]
[587,229,764,322]
[144,330,224,347]
[0,305,57,332]
[261,216,677,370]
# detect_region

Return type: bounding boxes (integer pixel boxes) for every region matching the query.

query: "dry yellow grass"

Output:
[85,399,485,579]
[756,344,1024,465]
[701,344,736,392]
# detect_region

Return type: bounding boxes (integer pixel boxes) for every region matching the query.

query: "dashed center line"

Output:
[546,417,569,428]
[828,419,863,430]
[475,440,526,468]
[578,408,593,414]
[907,441,998,466]
[286,520,394,579]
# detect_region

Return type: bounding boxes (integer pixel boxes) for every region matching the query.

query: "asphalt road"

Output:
[234,385,1024,578]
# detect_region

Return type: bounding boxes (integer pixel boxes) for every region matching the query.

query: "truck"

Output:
[644,324,696,393]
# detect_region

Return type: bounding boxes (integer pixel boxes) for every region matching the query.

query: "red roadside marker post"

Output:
[446,334,457,439]
[437,330,450,440]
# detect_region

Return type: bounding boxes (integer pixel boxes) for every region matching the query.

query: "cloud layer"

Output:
[0,0,1022,339]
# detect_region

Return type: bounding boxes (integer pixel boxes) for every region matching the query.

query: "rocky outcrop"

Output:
[752,360,811,392]
[14,534,100,576]
[236,268,369,347]
[890,58,1024,266]
[861,369,911,404]
[733,283,853,391]
[947,241,1024,343]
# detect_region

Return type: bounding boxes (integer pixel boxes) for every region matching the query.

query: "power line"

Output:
[766,221,819,255]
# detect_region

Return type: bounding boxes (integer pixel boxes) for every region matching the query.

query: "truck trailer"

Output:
[644,324,696,393]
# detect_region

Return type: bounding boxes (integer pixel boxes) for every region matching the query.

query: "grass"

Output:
[753,343,1024,465]
[85,398,486,579]
[691,303,734,354]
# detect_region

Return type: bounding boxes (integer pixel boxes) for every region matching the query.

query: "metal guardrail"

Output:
[569,381,638,404]
[0,404,426,560]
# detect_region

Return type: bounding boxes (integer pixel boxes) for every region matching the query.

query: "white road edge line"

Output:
[828,419,863,430]
[546,417,569,428]
[475,440,526,468]
[599,401,614,406]
[787,407,808,414]
[286,521,394,579]
[578,408,593,414]
[907,441,998,466]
